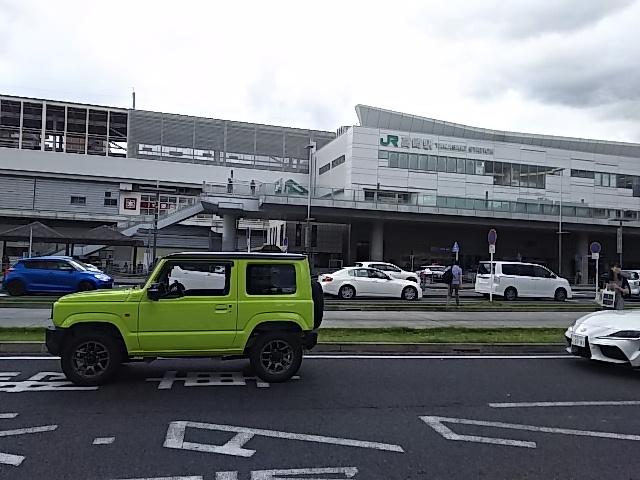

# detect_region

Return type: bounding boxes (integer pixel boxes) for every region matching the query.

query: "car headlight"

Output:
[94,274,111,282]
[605,330,640,340]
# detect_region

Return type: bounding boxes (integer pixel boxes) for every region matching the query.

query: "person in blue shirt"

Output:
[446,260,463,309]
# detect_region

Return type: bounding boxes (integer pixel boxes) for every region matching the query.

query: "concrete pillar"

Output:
[577,232,589,285]
[371,220,384,261]
[221,214,237,251]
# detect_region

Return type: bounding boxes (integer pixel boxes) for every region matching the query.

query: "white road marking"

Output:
[490,400,640,408]
[0,425,59,438]
[0,357,60,361]
[0,354,572,361]
[0,371,98,392]
[93,436,115,445]
[164,421,404,458]
[0,415,58,466]
[114,477,203,480]
[421,415,640,449]
[307,355,571,360]
[251,466,359,479]
[421,416,536,448]
[146,371,271,389]
[0,372,20,381]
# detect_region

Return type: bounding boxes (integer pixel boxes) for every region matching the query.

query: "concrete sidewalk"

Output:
[0,308,585,329]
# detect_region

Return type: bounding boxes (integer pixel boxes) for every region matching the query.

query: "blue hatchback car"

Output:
[1,256,113,296]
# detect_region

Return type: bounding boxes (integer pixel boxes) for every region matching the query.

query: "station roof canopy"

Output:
[355,105,640,159]
[0,222,142,246]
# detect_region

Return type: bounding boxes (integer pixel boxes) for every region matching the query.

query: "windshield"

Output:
[478,262,495,275]
[68,259,90,271]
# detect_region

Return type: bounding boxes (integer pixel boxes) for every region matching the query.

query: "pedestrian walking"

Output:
[605,261,629,310]
[445,260,463,309]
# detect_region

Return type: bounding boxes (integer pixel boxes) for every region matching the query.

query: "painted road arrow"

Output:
[421,415,640,449]
[0,413,58,466]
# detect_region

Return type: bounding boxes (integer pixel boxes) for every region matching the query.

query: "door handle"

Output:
[215,305,231,312]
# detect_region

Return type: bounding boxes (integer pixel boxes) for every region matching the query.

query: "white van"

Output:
[474,261,572,301]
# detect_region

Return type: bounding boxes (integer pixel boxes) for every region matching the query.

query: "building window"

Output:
[408,154,419,170]
[319,163,331,175]
[103,191,117,207]
[331,155,345,168]
[70,196,86,205]
[388,152,399,168]
[246,264,297,295]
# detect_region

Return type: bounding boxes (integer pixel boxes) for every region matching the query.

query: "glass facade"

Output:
[571,169,640,191]
[379,150,559,189]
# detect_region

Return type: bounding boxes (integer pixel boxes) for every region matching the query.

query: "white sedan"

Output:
[565,310,640,367]
[354,262,420,283]
[318,267,423,301]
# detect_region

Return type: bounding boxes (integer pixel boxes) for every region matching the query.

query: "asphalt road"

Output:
[1,355,640,479]
[0,307,585,328]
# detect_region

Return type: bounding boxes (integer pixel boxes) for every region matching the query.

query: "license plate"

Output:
[572,334,586,348]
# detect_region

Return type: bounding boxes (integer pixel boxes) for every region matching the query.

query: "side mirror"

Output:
[551,274,557,279]
[147,282,166,301]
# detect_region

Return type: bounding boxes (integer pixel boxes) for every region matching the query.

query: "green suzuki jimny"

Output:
[46,252,324,386]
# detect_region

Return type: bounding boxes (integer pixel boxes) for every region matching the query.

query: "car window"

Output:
[368,269,389,279]
[157,260,231,296]
[533,266,552,278]
[622,271,639,280]
[246,264,296,295]
[354,263,364,267]
[353,268,370,277]
[20,261,43,269]
[373,263,399,272]
[501,264,519,275]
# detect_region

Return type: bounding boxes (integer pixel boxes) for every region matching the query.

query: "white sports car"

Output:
[565,310,640,367]
[318,267,423,301]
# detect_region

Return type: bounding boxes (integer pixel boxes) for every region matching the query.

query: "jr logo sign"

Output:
[379,134,399,147]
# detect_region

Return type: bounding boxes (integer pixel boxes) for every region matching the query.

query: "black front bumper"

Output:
[45,326,68,356]
[303,330,318,350]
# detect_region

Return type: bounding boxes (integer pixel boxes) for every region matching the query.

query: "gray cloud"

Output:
[418,0,637,40]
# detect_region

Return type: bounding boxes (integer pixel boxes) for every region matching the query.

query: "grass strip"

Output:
[319,327,566,344]
[0,327,567,344]
[0,328,45,341]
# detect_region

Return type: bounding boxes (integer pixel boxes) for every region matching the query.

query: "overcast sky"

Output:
[1,0,639,142]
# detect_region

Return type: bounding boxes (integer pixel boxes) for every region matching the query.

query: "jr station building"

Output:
[0,94,638,282]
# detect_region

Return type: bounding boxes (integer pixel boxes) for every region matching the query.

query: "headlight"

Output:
[95,274,111,282]
[606,330,640,339]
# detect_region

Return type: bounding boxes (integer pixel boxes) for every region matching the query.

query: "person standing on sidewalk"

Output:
[446,260,463,309]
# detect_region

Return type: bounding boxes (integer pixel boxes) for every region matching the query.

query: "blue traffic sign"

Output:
[590,242,601,254]
[452,242,459,253]
[488,229,498,245]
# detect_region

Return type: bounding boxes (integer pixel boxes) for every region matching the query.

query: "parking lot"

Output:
[2,354,640,479]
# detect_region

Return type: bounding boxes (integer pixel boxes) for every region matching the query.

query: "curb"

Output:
[0,302,600,313]
[0,341,565,355]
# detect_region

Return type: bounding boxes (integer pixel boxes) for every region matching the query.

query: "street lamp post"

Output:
[305,142,317,262]
[547,167,567,276]
[611,216,632,268]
